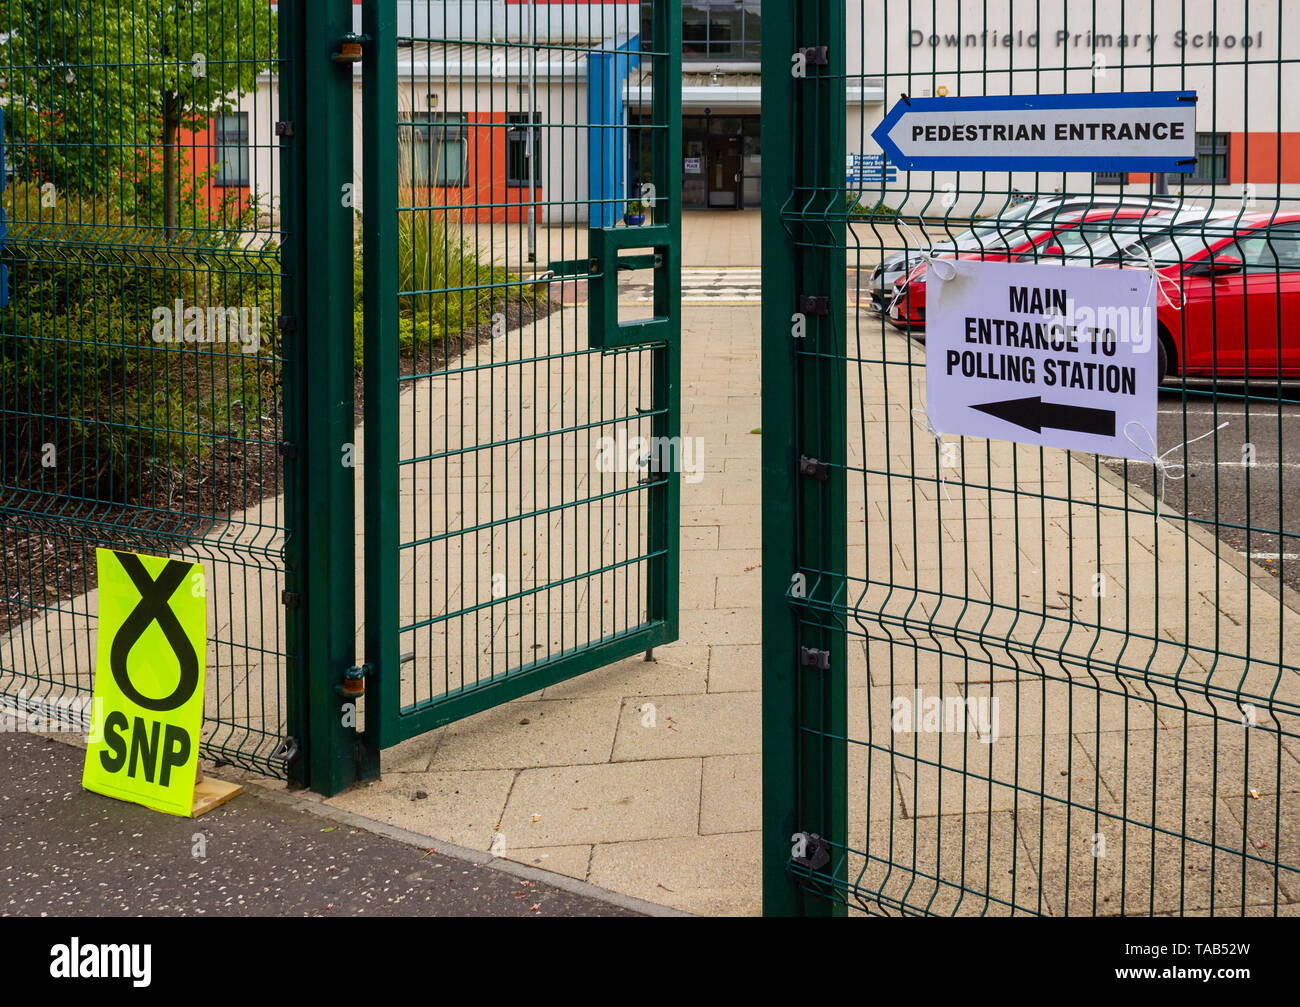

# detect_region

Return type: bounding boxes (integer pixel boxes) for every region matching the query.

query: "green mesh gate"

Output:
[764,0,1300,915]
[359,0,682,745]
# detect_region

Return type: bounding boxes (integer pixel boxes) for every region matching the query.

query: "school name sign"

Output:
[873,91,1197,173]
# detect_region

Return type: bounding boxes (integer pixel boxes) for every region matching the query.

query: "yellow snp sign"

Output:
[83,549,206,817]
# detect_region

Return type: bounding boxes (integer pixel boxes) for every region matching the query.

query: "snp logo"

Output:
[49,939,152,988]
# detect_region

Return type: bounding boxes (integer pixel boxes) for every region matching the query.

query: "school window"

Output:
[1190,131,1230,184]
[1093,171,1126,185]
[400,114,468,187]
[646,2,762,61]
[506,113,542,187]
[212,113,249,187]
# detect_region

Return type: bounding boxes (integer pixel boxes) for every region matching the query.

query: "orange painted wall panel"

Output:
[410,112,543,224]
[1228,132,1300,185]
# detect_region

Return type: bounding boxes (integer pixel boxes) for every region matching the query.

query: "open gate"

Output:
[359,0,682,750]
[764,0,1300,915]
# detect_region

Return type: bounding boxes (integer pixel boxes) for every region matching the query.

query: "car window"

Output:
[1272,232,1300,269]
[1144,222,1240,266]
[1226,235,1277,270]
[1052,223,1161,259]
[1214,225,1300,271]
[1245,225,1300,270]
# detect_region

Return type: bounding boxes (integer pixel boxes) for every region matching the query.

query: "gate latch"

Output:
[587,224,673,351]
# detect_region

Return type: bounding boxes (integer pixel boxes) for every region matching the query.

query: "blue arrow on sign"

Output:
[871,90,1197,173]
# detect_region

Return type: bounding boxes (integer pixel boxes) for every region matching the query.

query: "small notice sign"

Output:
[924,259,1157,460]
[684,157,702,174]
[872,91,1197,173]
[84,550,209,817]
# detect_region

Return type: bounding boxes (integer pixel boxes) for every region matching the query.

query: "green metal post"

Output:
[762,0,849,916]
[285,0,379,794]
[648,0,683,637]
[361,1,400,751]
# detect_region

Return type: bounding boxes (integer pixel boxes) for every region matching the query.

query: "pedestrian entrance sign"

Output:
[872,91,1197,173]
[84,550,212,817]
[923,259,1157,461]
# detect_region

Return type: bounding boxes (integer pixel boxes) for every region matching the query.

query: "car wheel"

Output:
[1157,339,1169,385]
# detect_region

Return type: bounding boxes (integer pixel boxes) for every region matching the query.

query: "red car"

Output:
[1134,212,1300,381]
[886,207,1166,333]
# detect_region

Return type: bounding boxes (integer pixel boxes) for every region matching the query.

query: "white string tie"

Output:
[911,407,954,502]
[887,247,958,314]
[1123,419,1228,514]
[1122,246,1183,310]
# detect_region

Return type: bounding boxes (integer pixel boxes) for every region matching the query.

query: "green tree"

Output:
[0,0,276,239]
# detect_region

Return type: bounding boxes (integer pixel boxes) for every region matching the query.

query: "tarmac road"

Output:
[0,733,642,918]
[1104,382,1300,595]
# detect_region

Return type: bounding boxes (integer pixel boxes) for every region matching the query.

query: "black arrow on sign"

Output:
[971,396,1115,437]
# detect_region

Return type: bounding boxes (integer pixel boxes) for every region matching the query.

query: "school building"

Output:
[201,1,1300,224]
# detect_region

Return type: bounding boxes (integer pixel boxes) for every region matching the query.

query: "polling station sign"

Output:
[924,259,1157,461]
[84,550,207,817]
[872,91,1196,173]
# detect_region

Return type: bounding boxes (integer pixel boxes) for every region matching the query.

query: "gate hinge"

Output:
[277,441,297,460]
[799,455,830,481]
[800,46,829,66]
[791,831,832,870]
[276,314,297,332]
[275,120,294,138]
[800,647,831,670]
[337,662,371,698]
[281,590,301,610]
[333,32,369,65]
[272,736,301,763]
[798,295,830,316]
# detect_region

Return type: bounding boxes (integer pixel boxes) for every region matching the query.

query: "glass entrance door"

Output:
[707,134,743,207]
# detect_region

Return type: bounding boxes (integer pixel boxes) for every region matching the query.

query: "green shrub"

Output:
[1,183,279,504]
[848,196,900,219]
[350,204,547,368]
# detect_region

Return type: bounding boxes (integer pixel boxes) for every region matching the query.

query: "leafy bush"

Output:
[350,203,547,368]
[1,183,278,504]
[848,196,900,219]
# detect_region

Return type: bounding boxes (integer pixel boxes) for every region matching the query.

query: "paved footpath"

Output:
[0,733,648,917]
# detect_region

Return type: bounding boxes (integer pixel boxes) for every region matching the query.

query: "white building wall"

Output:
[846,0,1300,216]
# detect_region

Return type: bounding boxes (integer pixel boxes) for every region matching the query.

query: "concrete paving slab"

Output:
[500,759,701,847]
[587,831,762,916]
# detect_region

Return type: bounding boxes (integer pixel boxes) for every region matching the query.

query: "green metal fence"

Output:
[0,0,296,778]
[1,0,681,798]
[765,0,1300,915]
